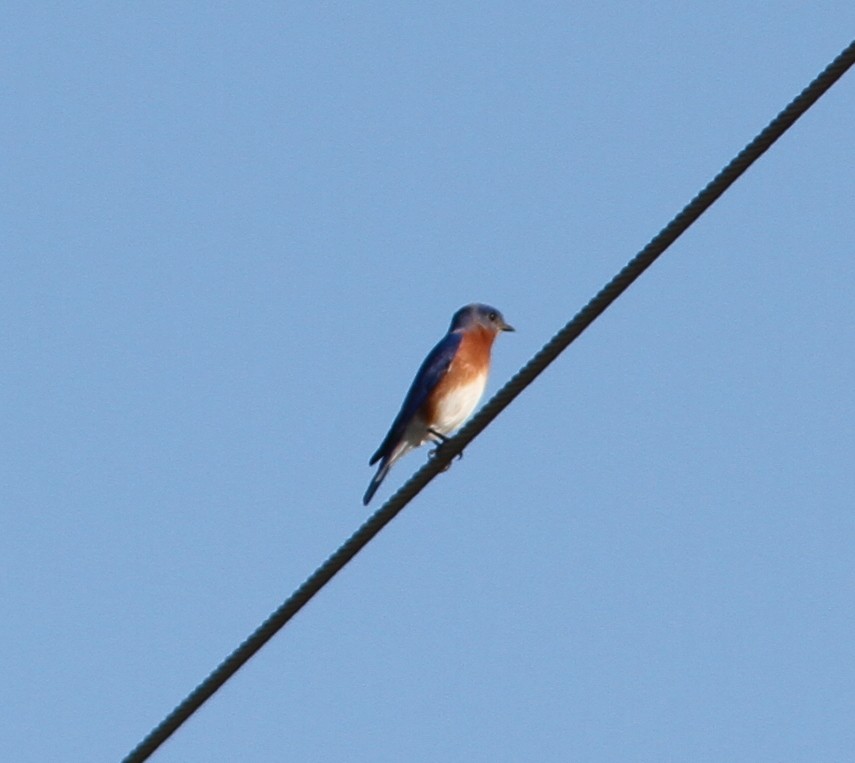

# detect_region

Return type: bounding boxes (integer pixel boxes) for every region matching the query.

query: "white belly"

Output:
[431,374,488,436]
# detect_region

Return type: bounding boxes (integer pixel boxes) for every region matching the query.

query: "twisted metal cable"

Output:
[123,38,855,763]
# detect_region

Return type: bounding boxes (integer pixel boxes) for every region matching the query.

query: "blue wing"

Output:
[369,331,462,466]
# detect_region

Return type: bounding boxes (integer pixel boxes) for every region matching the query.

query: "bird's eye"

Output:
[488,311,497,321]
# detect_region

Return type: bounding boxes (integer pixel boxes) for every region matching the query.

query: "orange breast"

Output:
[452,326,495,381]
[422,327,496,425]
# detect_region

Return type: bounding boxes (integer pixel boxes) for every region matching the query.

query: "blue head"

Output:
[449,303,514,334]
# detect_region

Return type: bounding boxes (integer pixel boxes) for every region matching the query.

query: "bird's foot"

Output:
[428,434,463,471]
[428,446,455,472]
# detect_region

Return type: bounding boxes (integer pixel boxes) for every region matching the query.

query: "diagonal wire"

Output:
[123,38,855,763]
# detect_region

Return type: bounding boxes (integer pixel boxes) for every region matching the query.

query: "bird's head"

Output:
[449,303,514,335]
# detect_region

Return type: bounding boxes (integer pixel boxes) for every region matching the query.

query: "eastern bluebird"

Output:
[363,303,514,505]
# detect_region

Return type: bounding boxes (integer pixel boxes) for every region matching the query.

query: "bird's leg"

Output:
[427,428,463,466]
[428,428,448,444]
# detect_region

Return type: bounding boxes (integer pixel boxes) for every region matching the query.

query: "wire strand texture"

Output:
[123,38,855,763]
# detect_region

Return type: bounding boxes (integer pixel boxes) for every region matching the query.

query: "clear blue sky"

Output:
[3,4,854,761]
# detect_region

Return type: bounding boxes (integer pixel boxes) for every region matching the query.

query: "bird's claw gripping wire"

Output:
[428,428,463,470]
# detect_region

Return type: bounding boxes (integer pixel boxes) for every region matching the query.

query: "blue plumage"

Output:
[363,304,513,505]
[369,332,462,467]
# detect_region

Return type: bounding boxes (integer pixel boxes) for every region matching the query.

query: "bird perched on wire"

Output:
[363,303,514,505]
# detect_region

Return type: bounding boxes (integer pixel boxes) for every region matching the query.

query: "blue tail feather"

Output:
[363,458,390,505]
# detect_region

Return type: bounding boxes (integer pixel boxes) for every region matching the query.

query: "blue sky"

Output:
[2,4,854,762]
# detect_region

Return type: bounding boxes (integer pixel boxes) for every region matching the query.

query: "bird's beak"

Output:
[500,320,515,332]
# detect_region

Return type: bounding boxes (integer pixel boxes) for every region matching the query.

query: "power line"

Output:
[123,38,855,763]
